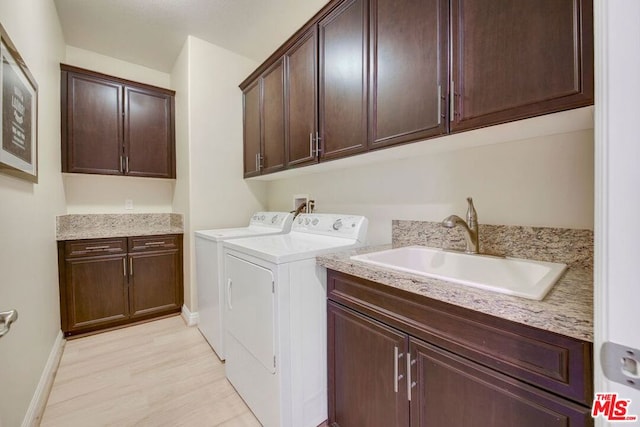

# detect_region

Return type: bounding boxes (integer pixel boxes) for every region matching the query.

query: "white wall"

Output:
[62,46,175,214]
[171,36,266,311]
[0,1,66,425]
[267,129,594,245]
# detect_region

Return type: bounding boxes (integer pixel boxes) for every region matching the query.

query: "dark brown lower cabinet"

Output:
[58,235,183,337]
[327,270,593,427]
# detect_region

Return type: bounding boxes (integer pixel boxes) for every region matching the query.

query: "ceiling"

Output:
[54,0,329,73]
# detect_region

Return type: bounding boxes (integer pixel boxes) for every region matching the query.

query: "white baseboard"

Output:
[181,305,199,327]
[22,330,65,427]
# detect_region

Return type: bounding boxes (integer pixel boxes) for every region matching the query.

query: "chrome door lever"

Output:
[0,309,18,338]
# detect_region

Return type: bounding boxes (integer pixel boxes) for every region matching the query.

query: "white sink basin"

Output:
[350,246,567,300]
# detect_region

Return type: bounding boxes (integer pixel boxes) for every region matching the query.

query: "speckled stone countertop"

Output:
[317,220,593,342]
[56,213,184,241]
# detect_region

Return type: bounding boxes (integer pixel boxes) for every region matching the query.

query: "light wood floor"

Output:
[40,316,261,426]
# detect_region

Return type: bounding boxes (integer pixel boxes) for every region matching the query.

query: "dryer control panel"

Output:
[292,214,368,242]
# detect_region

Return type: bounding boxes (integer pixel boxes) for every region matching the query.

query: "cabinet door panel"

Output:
[410,338,592,427]
[285,28,318,167]
[243,79,262,177]
[125,87,175,178]
[451,0,593,131]
[129,251,182,318]
[262,60,286,173]
[370,0,448,148]
[328,302,409,427]
[66,255,128,330]
[64,72,123,174]
[319,0,368,160]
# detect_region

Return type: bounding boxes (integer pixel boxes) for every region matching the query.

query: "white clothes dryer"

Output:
[194,212,294,360]
[223,214,368,427]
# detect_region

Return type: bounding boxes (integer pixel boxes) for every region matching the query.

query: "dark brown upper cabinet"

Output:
[450,0,594,132]
[318,0,369,160]
[240,0,594,177]
[61,64,176,179]
[285,28,319,168]
[242,60,286,178]
[369,0,449,149]
[242,79,262,177]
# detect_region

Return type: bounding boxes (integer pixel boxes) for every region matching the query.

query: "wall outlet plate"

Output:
[125,199,134,210]
[293,194,309,212]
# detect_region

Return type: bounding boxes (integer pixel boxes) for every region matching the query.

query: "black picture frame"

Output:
[0,22,38,183]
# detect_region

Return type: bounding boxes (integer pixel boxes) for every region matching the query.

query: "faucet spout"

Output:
[441,198,480,254]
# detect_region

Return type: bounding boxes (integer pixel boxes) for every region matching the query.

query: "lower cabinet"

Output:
[58,234,183,337]
[327,270,593,427]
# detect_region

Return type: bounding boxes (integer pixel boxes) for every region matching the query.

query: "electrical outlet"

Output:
[125,199,134,210]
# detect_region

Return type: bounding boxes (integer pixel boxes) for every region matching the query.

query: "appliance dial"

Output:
[271,215,278,223]
[332,219,343,231]
[312,218,319,226]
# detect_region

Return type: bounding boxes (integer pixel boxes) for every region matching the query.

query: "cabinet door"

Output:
[328,302,409,427]
[285,28,318,167]
[409,338,593,427]
[124,86,175,178]
[369,0,449,149]
[318,0,368,161]
[243,79,262,177]
[64,255,129,332]
[129,249,182,319]
[62,71,123,174]
[451,0,594,132]
[262,59,286,174]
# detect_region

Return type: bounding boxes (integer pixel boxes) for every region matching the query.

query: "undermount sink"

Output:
[350,246,567,300]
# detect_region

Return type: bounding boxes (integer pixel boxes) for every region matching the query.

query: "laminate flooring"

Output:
[40,316,261,426]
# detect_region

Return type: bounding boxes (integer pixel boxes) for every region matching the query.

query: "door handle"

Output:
[0,309,18,338]
[226,278,233,310]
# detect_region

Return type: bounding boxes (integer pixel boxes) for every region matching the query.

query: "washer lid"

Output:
[224,232,362,264]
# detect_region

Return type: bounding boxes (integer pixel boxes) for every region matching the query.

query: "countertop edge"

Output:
[317,245,593,342]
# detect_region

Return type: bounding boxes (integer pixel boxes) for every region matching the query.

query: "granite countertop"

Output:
[56,213,184,241]
[317,244,593,342]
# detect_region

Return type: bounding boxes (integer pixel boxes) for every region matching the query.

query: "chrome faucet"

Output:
[442,197,479,254]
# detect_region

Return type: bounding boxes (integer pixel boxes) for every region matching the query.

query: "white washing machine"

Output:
[194,212,294,360]
[223,214,368,427]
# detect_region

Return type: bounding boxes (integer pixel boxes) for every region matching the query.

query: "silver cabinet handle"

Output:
[394,346,404,393]
[450,80,455,122]
[394,346,399,393]
[0,309,18,338]
[144,241,165,247]
[85,245,110,250]
[129,257,133,276]
[125,156,129,173]
[315,132,322,154]
[309,133,314,157]
[407,352,416,401]
[123,258,127,276]
[437,84,442,125]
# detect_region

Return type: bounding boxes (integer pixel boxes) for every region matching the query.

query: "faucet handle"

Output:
[466,197,477,228]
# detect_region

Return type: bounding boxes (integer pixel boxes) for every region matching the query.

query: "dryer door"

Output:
[225,254,276,373]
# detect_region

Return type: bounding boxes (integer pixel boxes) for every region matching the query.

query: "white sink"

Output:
[350,246,567,300]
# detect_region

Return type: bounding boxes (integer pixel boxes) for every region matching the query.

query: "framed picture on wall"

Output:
[0,22,38,183]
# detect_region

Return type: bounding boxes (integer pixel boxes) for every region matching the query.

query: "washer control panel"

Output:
[249,212,294,230]
[293,214,368,241]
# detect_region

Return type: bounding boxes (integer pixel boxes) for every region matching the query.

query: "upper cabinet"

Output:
[319,0,369,160]
[61,64,176,179]
[369,0,449,149]
[240,0,594,178]
[450,0,594,131]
